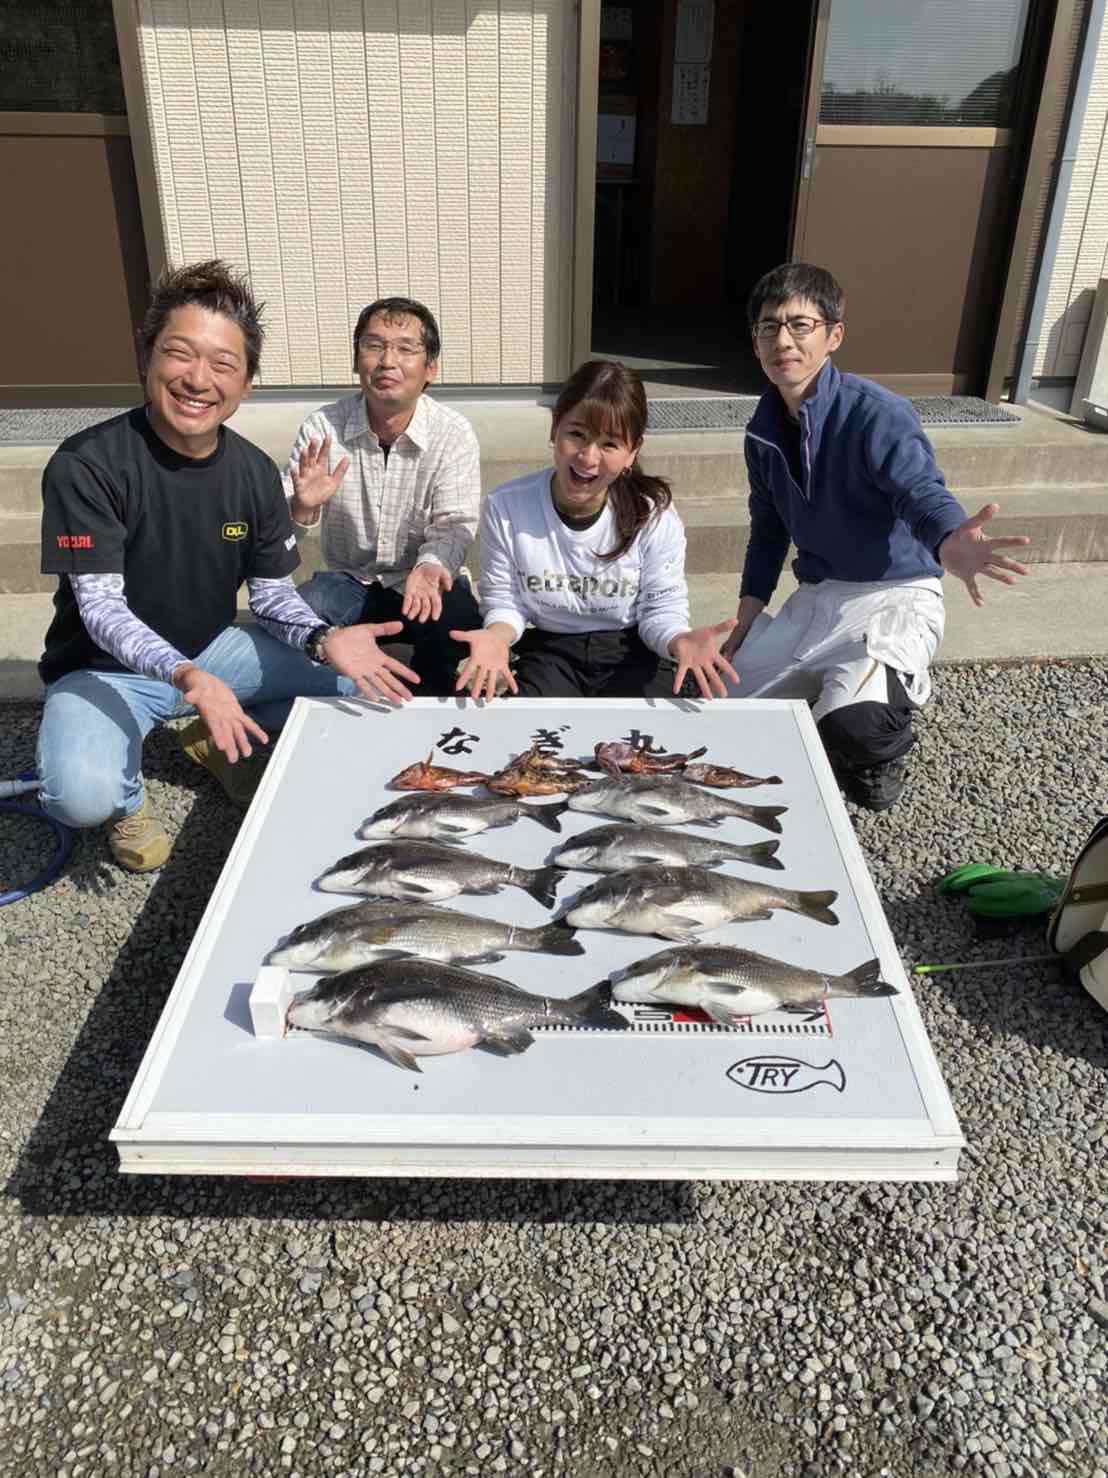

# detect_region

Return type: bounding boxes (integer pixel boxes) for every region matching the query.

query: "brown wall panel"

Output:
[0,135,148,386]
[799,144,1013,387]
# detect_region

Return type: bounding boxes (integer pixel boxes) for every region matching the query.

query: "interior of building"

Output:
[589,0,814,393]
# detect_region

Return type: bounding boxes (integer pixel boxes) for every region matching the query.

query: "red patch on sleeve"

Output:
[56,534,94,550]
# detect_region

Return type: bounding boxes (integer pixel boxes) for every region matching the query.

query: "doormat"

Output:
[1,395,1020,445]
[0,407,135,445]
[645,396,1021,433]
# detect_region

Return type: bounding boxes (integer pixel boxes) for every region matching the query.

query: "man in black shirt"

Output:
[38,260,422,870]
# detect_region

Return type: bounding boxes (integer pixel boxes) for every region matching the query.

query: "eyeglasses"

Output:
[357,336,426,359]
[753,316,835,341]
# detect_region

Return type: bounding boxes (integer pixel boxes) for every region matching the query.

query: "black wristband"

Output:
[305,623,338,665]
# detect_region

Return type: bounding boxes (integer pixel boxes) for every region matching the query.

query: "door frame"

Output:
[112,0,167,281]
[789,0,832,257]
[572,0,602,372]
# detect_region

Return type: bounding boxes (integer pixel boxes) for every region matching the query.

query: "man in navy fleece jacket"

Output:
[722,263,1031,811]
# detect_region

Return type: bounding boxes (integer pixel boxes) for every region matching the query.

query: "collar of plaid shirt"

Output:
[344,392,431,452]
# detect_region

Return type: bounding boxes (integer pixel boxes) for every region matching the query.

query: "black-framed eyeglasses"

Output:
[753,316,836,341]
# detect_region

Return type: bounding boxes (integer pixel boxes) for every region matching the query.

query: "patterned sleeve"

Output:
[71,573,189,683]
[246,576,324,650]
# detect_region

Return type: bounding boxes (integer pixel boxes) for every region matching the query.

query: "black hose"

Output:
[0,773,74,906]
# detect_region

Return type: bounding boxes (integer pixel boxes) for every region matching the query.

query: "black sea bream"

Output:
[358,791,567,842]
[285,959,626,1071]
[270,899,582,971]
[551,822,782,873]
[316,840,562,908]
[611,946,895,1022]
[567,775,787,834]
[562,865,838,939]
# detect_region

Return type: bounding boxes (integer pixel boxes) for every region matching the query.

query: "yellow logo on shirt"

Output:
[222,521,248,541]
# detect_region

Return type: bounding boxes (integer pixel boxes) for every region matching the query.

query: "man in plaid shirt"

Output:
[283,297,481,696]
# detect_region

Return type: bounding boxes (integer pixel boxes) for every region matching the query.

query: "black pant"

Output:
[817,666,915,772]
[297,570,480,697]
[512,627,692,699]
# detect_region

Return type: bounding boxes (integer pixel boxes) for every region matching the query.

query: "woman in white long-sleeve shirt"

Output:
[451,360,738,701]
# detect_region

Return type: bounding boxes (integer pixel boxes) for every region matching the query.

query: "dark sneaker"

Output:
[108,795,172,871]
[836,757,906,812]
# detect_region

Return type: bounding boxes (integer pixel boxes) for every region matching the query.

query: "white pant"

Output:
[727,577,946,721]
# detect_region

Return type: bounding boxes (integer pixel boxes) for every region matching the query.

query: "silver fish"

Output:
[285,959,626,1071]
[317,840,563,908]
[562,865,838,939]
[358,791,567,842]
[611,946,895,1022]
[270,898,583,971]
[567,775,787,834]
[551,822,783,873]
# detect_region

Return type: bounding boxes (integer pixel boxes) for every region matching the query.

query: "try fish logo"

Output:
[222,521,248,541]
[727,1055,846,1094]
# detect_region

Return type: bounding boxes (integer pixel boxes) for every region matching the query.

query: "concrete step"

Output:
[678,485,1108,572]
[0,451,47,514]
[1,513,45,594]
[5,563,1107,702]
[7,480,1108,595]
[8,430,1108,509]
[7,395,1108,593]
[7,395,1108,504]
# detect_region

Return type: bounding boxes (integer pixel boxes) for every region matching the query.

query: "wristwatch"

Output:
[305,623,340,665]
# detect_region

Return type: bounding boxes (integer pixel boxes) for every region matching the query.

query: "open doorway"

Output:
[590,0,815,394]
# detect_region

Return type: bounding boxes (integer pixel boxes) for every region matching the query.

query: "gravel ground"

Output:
[0,662,1106,1478]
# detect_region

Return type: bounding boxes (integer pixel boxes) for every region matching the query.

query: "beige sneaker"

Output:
[108,795,172,872]
[177,717,268,809]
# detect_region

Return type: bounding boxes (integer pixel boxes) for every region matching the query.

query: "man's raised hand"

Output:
[938,502,1031,608]
[290,435,350,524]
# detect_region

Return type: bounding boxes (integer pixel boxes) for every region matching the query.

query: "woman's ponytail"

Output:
[600,465,672,563]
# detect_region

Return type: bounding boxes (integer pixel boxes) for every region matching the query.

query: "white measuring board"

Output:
[111,697,963,1181]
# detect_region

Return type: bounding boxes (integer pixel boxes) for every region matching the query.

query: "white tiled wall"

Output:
[134,0,577,386]
[1004,0,1108,380]
[1034,0,1108,377]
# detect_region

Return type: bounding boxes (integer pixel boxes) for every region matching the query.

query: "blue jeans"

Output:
[296,571,480,697]
[36,624,356,829]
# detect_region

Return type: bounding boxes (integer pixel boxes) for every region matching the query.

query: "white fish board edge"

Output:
[111,695,964,1182]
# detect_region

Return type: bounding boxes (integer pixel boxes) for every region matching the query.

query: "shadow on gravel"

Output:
[882,894,1108,1072]
[6,725,695,1227]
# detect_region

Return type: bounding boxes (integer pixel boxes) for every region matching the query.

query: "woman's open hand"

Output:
[669,619,740,699]
[450,626,518,703]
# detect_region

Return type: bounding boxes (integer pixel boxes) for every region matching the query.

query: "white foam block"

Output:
[250,965,294,1039]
